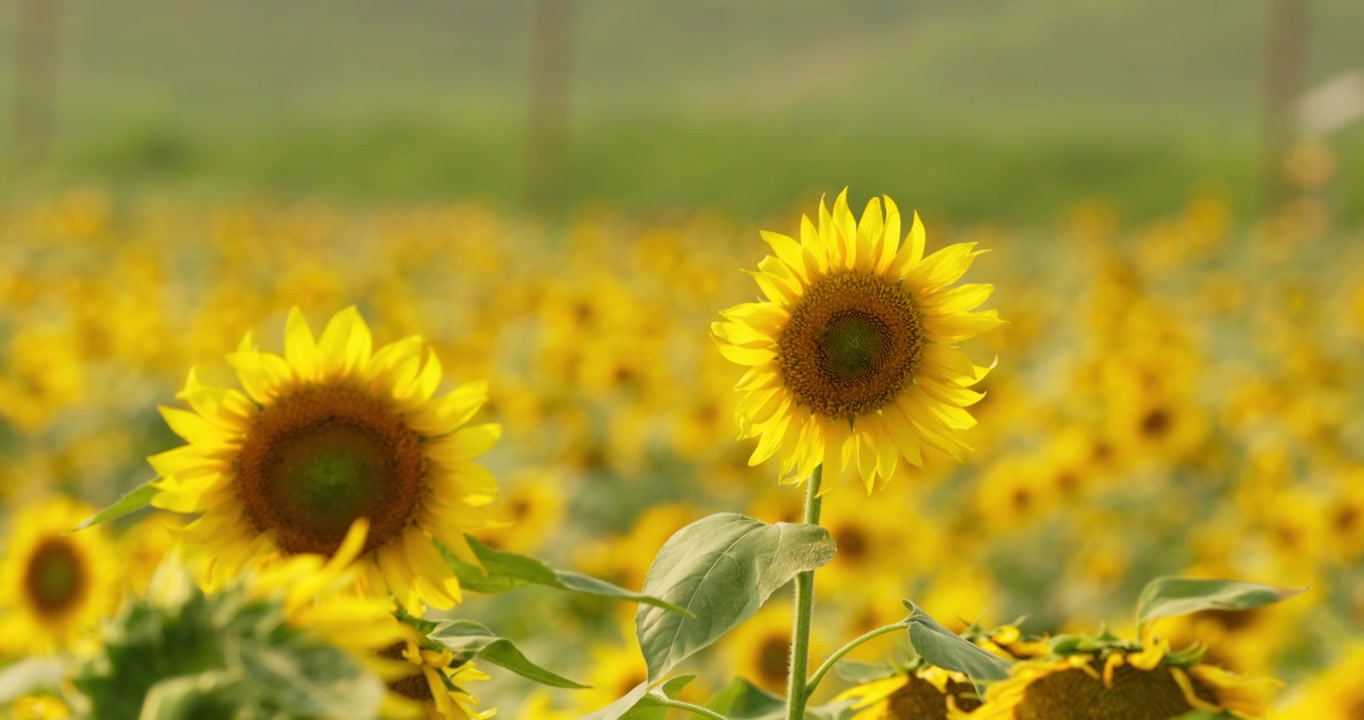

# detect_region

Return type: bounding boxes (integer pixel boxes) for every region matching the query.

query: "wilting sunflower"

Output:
[712,190,1000,492]
[839,664,982,720]
[0,496,119,656]
[380,624,492,720]
[150,307,499,613]
[958,638,1278,720]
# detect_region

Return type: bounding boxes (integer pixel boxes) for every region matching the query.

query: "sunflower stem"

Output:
[805,621,910,698]
[786,464,824,720]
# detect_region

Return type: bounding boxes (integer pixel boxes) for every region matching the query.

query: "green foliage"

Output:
[706,677,785,719]
[74,574,382,720]
[635,513,836,680]
[443,535,686,614]
[0,658,64,704]
[72,480,158,530]
[832,660,898,685]
[1135,577,1305,630]
[902,601,1011,687]
[428,619,586,689]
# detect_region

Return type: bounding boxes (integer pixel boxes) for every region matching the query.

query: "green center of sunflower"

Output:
[1013,661,1219,720]
[236,384,426,557]
[817,312,889,383]
[778,272,923,418]
[24,537,85,615]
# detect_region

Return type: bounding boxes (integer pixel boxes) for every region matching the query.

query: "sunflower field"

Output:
[4,3,1364,719]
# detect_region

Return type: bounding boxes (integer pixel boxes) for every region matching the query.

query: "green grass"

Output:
[2,0,1363,224]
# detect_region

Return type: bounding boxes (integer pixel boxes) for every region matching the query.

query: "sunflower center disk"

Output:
[24,538,85,615]
[236,384,426,556]
[778,272,924,418]
[1014,663,1216,720]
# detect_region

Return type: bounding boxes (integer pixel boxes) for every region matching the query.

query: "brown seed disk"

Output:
[24,537,87,616]
[777,271,924,418]
[1013,662,1219,720]
[234,382,426,556]
[378,643,435,701]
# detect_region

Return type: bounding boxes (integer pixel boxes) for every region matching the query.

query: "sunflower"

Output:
[0,496,119,656]
[838,665,982,720]
[380,624,493,720]
[712,190,1000,492]
[149,307,499,613]
[958,638,1279,720]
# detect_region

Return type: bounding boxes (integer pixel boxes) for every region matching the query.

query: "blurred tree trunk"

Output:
[13,0,62,174]
[526,0,572,213]
[1262,0,1308,209]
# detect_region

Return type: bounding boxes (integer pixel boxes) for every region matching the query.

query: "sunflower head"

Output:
[713,190,1001,493]
[839,662,983,720]
[0,496,119,656]
[379,623,493,720]
[150,307,500,613]
[960,633,1279,720]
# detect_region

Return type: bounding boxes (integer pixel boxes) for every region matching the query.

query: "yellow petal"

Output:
[284,307,319,381]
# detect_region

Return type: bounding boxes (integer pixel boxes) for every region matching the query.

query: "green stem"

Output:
[805,621,910,697]
[650,697,727,720]
[786,464,824,720]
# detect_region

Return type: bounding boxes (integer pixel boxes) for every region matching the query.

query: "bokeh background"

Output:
[3,1,1364,718]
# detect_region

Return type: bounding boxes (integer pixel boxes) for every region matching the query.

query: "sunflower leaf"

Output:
[72,479,158,531]
[833,660,899,684]
[428,619,587,689]
[579,680,650,720]
[705,677,785,718]
[442,536,688,615]
[903,601,1011,687]
[1135,577,1306,629]
[635,513,837,681]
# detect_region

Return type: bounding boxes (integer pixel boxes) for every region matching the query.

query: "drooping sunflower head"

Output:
[713,190,1001,493]
[150,307,500,613]
[838,664,983,720]
[379,624,493,720]
[0,496,119,656]
[959,637,1279,720]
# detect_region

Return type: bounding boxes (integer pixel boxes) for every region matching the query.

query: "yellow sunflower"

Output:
[838,665,981,720]
[1278,643,1364,719]
[957,640,1278,720]
[0,496,119,656]
[712,190,1000,492]
[380,624,493,720]
[149,306,499,613]
[6,694,71,719]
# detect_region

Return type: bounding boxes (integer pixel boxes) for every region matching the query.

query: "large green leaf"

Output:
[903,601,1010,685]
[73,480,158,531]
[1135,577,1305,628]
[429,620,587,689]
[444,536,686,614]
[635,513,836,680]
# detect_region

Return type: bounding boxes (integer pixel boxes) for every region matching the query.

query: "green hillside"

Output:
[2,0,1362,222]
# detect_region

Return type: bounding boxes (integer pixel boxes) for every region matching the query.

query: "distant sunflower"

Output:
[712,190,1000,492]
[0,496,119,656]
[839,665,982,720]
[150,307,499,613]
[380,624,492,720]
[960,640,1278,720]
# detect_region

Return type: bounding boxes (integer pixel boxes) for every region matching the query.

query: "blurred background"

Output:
[4,2,1364,718]
[4,0,1364,224]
